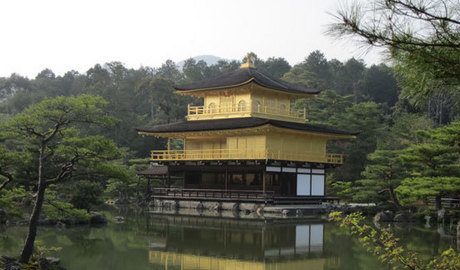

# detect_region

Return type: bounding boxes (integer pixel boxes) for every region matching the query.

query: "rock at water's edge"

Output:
[374,210,394,223]
[89,212,107,225]
[394,211,416,222]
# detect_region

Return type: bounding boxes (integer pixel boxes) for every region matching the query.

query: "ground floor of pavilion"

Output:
[139,161,340,205]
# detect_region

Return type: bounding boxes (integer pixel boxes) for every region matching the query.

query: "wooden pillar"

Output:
[181,172,185,188]
[225,165,228,191]
[167,171,171,188]
[167,138,171,152]
[147,177,151,199]
[262,172,266,194]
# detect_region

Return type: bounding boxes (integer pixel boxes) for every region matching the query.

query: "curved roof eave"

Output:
[174,67,320,95]
[136,117,359,137]
[174,79,320,96]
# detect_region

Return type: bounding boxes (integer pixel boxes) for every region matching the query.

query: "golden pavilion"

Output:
[137,55,356,205]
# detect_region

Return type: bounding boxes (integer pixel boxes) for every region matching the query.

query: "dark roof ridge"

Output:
[174,67,320,95]
[250,68,290,90]
[136,117,359,136]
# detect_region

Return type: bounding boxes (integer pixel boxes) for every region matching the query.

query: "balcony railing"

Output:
[187,103,307,122]
[152,188,275,202]
[150,149,343,164]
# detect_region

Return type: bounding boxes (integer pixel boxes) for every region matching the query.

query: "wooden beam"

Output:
[225,165,228,191]
[262,172,266,195]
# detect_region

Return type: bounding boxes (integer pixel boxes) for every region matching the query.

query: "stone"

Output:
[424,215,432,228]
[161,200,177,209]
[373,210,394,223]
[239,203,257,212]
[196,202,205,210]
[221,202,236,211]
[1,256,21,270]
[393,211,416,222]
[105,199,115,205]
[213,203,222,212]
[55,221,66,229]
[114,216,125,223]
[89,212,107,225]
[45,256,61,264]
[437,208,446,222]
[38,257,66,270]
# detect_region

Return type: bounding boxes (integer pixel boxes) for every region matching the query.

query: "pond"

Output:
[0,208,457,270]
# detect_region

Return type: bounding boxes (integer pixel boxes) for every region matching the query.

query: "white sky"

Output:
[0,0,383,78]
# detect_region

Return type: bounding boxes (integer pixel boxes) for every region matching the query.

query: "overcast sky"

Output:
[0,0,384,78]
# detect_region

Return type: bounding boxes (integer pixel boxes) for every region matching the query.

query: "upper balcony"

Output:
[150,149,343,164]
[187,103,307,123]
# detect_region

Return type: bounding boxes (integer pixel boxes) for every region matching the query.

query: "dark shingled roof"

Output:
[137,117,358,136]
[137,165,168,176]
[174,67,320,95]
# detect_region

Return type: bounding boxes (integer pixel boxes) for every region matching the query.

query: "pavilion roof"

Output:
[137,117,358,136]
[137,165,169,176]
[174,67,320,95]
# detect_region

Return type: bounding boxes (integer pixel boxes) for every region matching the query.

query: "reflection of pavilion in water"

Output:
[148,215,333,270]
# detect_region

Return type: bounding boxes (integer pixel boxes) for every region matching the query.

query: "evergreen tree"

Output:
[353,150,405,206]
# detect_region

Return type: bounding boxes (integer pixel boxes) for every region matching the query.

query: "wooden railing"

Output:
[152,188,275,202]
[187,103,306,122]
[151,149,266,161]
[428,197,460,209]
[150,149,343,164]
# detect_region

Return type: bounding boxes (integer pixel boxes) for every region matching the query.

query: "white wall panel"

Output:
[266,166,281,172]
[296,174,311,196]
[311,174,325,196]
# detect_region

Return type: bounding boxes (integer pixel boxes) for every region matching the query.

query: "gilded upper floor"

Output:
[136,56,358,165]
[138,117,357,164]
[175,64,319,123]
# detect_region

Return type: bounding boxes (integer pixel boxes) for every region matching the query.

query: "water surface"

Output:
[0,208,456,270]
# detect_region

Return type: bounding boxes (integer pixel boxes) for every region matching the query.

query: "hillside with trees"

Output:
[1,46,459,213]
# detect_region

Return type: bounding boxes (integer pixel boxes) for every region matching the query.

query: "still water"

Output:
[0,208,456,270]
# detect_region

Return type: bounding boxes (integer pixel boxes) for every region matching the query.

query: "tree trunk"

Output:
[19,147,46,263]
[388,185,401,208]
[435,195,442,211]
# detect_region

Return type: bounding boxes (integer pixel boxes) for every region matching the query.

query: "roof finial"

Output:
[240,52,256,69]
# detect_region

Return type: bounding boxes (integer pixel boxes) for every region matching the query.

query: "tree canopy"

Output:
[0,94,129,263]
